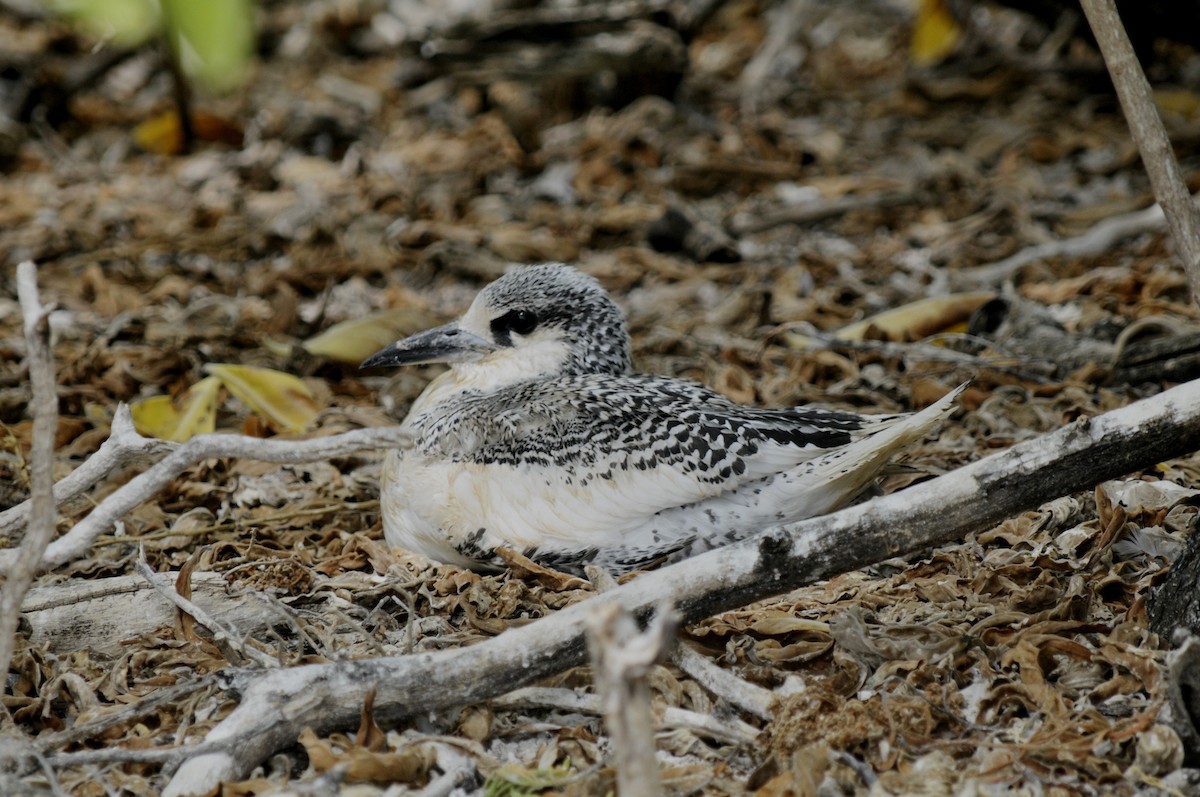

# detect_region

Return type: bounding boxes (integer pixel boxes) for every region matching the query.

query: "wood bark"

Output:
[2,263,59,695]
[21,573,272,658]
[163,377,1200,797]
[1078,0,1200,306]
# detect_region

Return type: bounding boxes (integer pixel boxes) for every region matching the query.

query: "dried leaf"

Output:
[355,689,387,751]
[132,110,243,155]
[174,553,200,642]
[300,729,436,783]
[129,375,220,442]
[302,309,437,364]
[205,364,320,433]
[494,547,589,591]
[910,0,961,67]
[834,292,995,342]
[1154,88,1200,121]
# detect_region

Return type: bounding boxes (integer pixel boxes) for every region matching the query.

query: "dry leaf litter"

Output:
[3,0,1200,794]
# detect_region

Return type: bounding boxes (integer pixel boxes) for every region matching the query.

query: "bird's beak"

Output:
[360,323,498,369]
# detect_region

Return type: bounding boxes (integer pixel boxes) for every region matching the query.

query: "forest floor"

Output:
[3,0,1200,794]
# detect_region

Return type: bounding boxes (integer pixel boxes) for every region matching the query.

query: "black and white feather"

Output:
[362,263,961,574]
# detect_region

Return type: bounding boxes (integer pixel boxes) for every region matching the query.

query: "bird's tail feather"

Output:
[816,381,967,508]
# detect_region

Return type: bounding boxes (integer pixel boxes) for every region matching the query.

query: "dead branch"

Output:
[583,562,772,726]
[670,642,774,721]
[1163,633,1200,762]
[1,261,59,694]
[0,425,413,577]
[134,549,278,668]
[586,601,676,797]
[0,404,174,537]
[949,202,1168,289]
[21,572,273,657]
[496,686,759,745]
[34,677,217,753]
[1078,0,1200,305]
[161,377,1200,797]
[416,742,477,797]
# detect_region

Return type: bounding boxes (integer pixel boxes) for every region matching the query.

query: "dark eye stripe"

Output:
[491,309,539,346]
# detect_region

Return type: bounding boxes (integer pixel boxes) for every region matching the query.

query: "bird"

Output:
[361,263,962,575]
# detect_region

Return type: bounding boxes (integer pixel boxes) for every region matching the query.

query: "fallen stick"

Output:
[949,202,1167,289]
[0,425,414,577]
[1079,0,1200,305]
[0,405,174,537]
[1,262,60,695]
[586,601,676,797]
[163,377,1200,797]
[495,686,760,744]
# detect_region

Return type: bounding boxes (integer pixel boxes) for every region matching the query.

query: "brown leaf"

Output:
[300,728,436,783]
[355,688,387,751]
[495,547,589,591]
[174,553,200,642]
[132,110,243,155]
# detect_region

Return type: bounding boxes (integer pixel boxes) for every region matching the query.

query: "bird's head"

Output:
[361,264,631,387]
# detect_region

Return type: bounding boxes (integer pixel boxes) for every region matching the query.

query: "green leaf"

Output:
[47,0,161,46]
[160,0,255,92]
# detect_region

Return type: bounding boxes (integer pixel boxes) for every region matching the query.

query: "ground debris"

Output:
[2,0,1200,793]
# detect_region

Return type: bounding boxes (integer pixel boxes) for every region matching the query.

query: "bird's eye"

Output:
[492,309,539,341]
[509,310,538,335]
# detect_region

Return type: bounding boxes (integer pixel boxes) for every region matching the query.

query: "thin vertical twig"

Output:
[1,262,59,692]
[1078,0,1200,306]
[585,601,677,797]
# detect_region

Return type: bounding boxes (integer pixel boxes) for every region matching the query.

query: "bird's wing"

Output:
[411,374,906,547]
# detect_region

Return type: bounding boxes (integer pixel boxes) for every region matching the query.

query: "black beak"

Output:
[360,323,498,369]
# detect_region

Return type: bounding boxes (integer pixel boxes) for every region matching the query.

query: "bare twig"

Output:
[0,425,413,577]
[34,676,217,753]
[414,742,477,797]
[949,202,1169,289]
[0,404,174,537]
[727,192,913,236]
[162,377,1200,797]
[1078,0,1200,305]
[1,262,59,693]
[496,686,759,744]
[670,642,774,721]
[586,601,677,797]
[45,737,238,769]
[134,547,278,668]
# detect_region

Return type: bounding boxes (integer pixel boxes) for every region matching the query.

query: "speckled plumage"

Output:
[363,264,960,574]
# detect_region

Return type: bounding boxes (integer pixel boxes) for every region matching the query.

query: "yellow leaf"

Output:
[302,309,438,365]
[205,364,319,433]
[132,110,244,155]
[129,376,220,442]
[750,615,831,635]
[132,111,186,155]
[782,293,995,349]
[1155,89,1200,121]
[910,0,961,67]
[834,292,996,342]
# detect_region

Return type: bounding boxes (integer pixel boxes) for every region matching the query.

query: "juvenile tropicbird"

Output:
[362,264,961,574]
